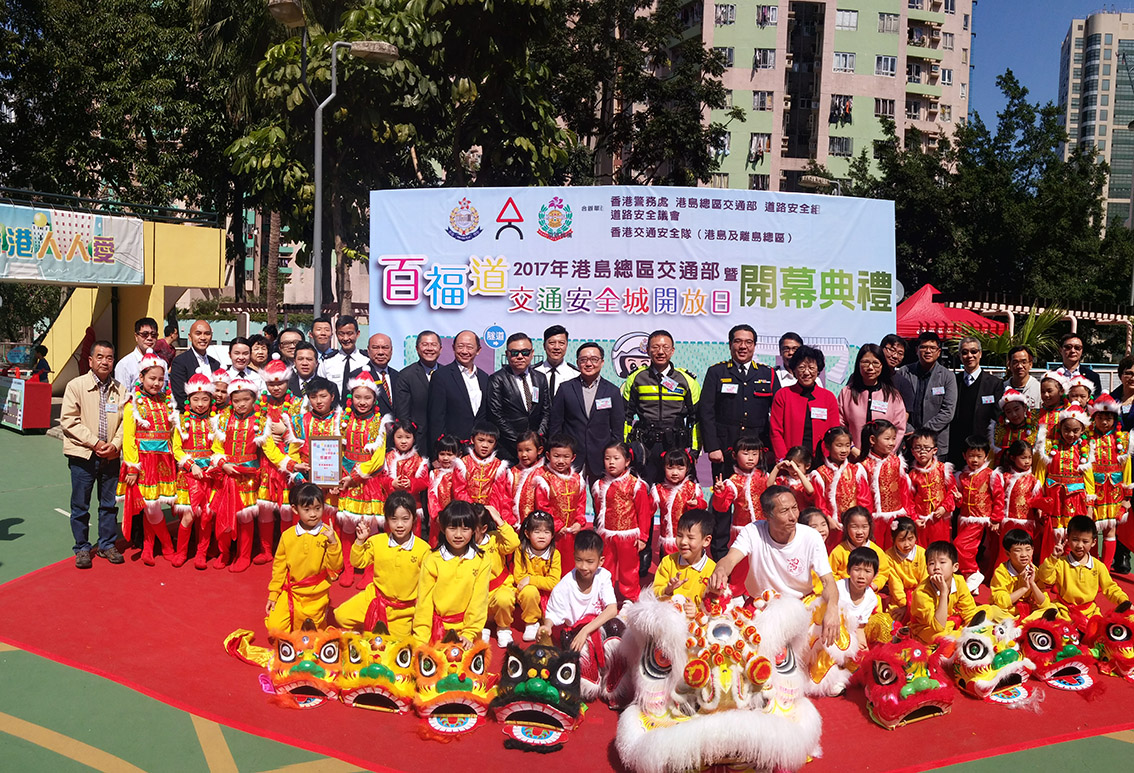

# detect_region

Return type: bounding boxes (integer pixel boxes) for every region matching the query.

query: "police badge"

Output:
[447,198,482,241]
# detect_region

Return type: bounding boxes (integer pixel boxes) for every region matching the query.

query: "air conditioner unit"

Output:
[931,64,940,74]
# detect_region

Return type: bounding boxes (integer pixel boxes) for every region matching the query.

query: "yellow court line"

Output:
[0,710,147,772]
[0,642,20,652]
[258,759,365,773]
[1104,729,1134,744]
[191,715,239,773]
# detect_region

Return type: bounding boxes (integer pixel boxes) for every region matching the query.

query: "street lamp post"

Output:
[267,0,398,318]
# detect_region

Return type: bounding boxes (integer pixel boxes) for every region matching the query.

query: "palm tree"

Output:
[958,305,1065,365]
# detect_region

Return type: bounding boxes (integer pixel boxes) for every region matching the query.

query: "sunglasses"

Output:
[507,348,533,357]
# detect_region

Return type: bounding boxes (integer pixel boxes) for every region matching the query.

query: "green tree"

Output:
[0,284,63,342]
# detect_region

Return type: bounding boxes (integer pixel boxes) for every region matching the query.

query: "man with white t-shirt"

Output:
[709,485,841,645]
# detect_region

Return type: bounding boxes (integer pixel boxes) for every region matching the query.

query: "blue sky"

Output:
[970,1,1119,120]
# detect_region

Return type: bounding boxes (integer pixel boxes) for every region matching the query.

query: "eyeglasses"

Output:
[1063,344,1083,351]
[918,345,939,352]
[137,330,157,339]
[507,348,533,358]
[578,356,602,365]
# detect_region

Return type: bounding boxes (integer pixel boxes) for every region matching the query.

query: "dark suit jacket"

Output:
[288,372,319,400]
[427,362,490,456]
[549,377,625,480]
[170,350,219,409]
[950,369,1004,465]
[487,367,550,463]
[395,360,436,453]
[348,362,400,417]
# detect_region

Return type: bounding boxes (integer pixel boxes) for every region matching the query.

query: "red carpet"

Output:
[1,555,1133,772]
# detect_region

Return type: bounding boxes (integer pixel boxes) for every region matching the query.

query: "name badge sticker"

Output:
[810,407,828,420]
[105,401,118,414]
[721,383,739,394]
[661,376,679,391]
[531,386,540,403]
[869,399,888,414]
[595,397,612,410]
[981,395,995,405]
[932,386,946,396]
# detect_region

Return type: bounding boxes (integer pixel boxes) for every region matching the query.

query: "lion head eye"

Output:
[775,648,796,674]
[555,662,577,685]
[277,641,296,663]
[1027,629,1054,653]
[318,641,340,664]
[418,654,437,678]
[506,655,523,679]
[873,661,896,686]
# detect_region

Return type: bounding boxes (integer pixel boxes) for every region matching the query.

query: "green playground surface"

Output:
[0,429,1130,772]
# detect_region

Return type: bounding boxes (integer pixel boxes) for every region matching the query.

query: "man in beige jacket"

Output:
[60,340,127,568]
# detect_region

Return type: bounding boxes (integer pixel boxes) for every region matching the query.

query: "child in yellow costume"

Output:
[512,510,563,642]
[478,504,521,646]
[1038,515,1129,632]
[264,483,343,632]
[827,507,890,593]
[885,517,927,618]
[336,491,429,636]
[653,509,716,609]
[909,540,977,646]
[412,501,492,645]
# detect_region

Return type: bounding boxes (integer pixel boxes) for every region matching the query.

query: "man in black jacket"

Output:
[426,330,490,456]
[169,320,219,409]
[949,336,1004,466]
[549,342,625,483]
[348,333,399,417]
[394,330,441,454]
[487,332,550,463]
[1056,333,1102,398]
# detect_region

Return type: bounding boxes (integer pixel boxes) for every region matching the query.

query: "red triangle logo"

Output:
[496,197,523,223]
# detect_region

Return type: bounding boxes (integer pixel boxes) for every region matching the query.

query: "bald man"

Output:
[426,330,490,456]
[170,320,219,409]
[348,332,399,417]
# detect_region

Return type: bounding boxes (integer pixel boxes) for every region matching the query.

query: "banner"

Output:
[369,186,895,392]
[0,203,145,285]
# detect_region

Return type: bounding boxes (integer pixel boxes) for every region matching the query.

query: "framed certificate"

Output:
[309,436,342,487]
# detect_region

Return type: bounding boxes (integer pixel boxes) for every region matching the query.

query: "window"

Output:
[960,83,967,99]
[875,98,895,117]
[754,48,776,69]
[756,5,777,26]
[963,13,969,30]
[714,4,735,26]
[908,0,923,9]
[714,47,735,67]
[753,90,774,111]
[1101,110,1109,122]
[829,136,853,157]
[1075,37,1083,49]
[835,9,857,30]
[748,133,772,165]
[832,52,856,72]
[907,62,922,84]
[906,99,921,120]
[941,104,952,122]
[876,55,897,77]
[942,32,954,50]
[944,0,955,13]
[749,174,770,191]
[709,173,730,189]
[1104,64,1112,76]
[724,90,733,107]
[679,2,703,27]
[962,48,968,65]
[1106,48,1113,60]
[941,68,953,86]
[878,13,899,33]
[830,94,853,124]
[711,133,731,158]
[1106,33,1114,45]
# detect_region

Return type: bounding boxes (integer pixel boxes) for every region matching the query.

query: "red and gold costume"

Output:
[860,452,911,549]
[953,462,1005,577]
[993,468,1044,562]
[210,403,274,572]
[1088,426,1131,528]
[453,452,511,513]
[427,465,455,545]
[295,408,342,515]
[592,471,653,602]
[256,391,301,512]
[117,385,178,564]
[1035,416,1093,544]
[335,408,388,587]
[377,448,429,499]
[989,415,1036,466]
[533,466,588,560]
[808,460,871,524]
[652,478,707,554]
[172,408,217,569]
[509,460,545,526]
[710,468,768,542]
[908,460,956,547]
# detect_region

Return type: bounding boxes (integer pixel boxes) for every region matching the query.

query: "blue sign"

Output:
[484,324,506,349]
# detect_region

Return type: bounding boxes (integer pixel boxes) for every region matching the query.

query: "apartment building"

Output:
[696,0,973,191]
[1058,12,1134,225]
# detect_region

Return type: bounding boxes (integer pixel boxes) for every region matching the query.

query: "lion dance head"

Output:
[1087,600,1134,684]
[490,642,584,752]
[336,627,417,712]
[268,621,343,708]
[413,632,498,738]
[952,607,1040,707]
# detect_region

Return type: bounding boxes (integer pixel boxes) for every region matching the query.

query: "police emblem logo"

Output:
[537,196,573,241]
[447,198,482,241]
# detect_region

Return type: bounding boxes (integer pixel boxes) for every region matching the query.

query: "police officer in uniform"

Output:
[699,324,779,556]
[621,329,702,575]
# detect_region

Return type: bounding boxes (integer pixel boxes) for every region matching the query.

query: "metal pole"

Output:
[1121,53,1134,304]
[313,41,350,320]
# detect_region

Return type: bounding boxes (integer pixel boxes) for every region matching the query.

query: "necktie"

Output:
[381,370,392,405]
[549,366,557,396]
[97,379,109,443]
[521,374,532,411]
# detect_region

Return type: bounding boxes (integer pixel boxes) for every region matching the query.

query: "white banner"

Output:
[369,186,895,391]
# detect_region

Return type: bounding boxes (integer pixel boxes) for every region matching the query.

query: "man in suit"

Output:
[289,343,320,398]
[319,315,369,406]
[170,320,219,409]
[427,330,490,456]
[394,330,441,453]
[949,336,1005,466]
[348,332,399,417]
[533,324,579,399]
[276,327,304,365]
[700,324,779,482]
[487,332,550,463]
[1056,333,1102,398]
[898,331,957,460]
[549,342,625,483]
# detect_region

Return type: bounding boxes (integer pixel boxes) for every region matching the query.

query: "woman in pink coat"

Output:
[838,343,907,460]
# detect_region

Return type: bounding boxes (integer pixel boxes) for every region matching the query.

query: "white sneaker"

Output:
[523,623,539,642]
[496,628,514,647]
[965,572,984,592]
[481,628,491,642]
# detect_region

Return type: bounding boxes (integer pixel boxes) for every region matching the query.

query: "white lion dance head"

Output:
[616,590,822,773]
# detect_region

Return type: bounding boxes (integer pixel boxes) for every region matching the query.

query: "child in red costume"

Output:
[808,426,871,539]
[591,441,652,602]
[532,433,587,561]
[1086,395,1131,569]
[171,369,219,569]
[508,431,545,526]
[652,448,706,556]
[1035,404,1093,557]
[374,419,428,532]
[953,434,1005,592]
[989,388,1035,466]
[992,439,1045,564]
[291,377,341,526]
[710,434,768,544]
[1035,372,1071,469]
[452,422,511,514]
[254,355,302,564]
[211,368,230,409]
[907,429,956,548]
[427,434,462,545]
[858,419,911,549]
[117,350,178,565]
[773,445,816,513]
[335,371,389,588]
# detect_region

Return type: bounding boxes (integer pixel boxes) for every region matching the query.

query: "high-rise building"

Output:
[1059,12,1134,225]
[697,0,973,192]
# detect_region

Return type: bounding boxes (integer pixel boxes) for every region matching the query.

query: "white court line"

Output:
[54,508,69,517]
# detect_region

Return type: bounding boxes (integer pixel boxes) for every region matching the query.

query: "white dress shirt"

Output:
[534,359,579,397]
[461,364,483,414]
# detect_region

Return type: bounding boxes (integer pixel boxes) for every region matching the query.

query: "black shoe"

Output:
[75,550,93,569]
[97,546,125,564]
[1112,558,1131,575]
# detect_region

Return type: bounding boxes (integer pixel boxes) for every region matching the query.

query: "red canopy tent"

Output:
[896,283,1007,338]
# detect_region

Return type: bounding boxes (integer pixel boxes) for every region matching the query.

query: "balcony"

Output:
[907,44,943,61]
[907,9,945,25]
[906,80,942,97]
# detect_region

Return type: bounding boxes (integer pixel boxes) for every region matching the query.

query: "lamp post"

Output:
[267,0,399,318]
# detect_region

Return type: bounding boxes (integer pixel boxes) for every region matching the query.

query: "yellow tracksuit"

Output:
[265,524,344,632]
[885,544,928,609]
[909,576,977,644]
[514,547,563,624]
[989,562,1054,617]
[482,523,521,627]
[411,547,491,643]
[1037,553,1129,620]
[652,553,716,605]
[336,534,431,636]
[828,541,890,593]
